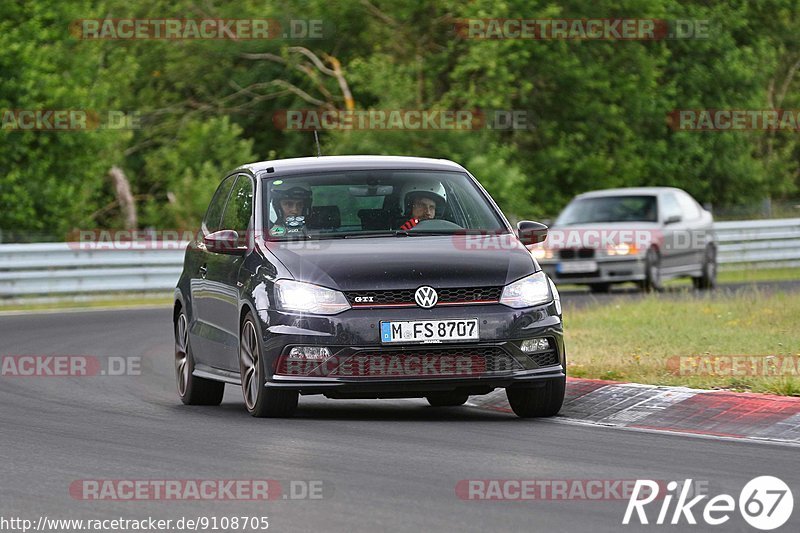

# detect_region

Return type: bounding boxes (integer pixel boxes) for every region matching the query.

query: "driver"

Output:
[398,182,446,230]
[270,183,312,237]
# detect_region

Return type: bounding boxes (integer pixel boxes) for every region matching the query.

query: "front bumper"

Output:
[255,301,564,397]
[540,256,646,285]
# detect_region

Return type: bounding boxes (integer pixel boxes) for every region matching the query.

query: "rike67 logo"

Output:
[623,476,793,530]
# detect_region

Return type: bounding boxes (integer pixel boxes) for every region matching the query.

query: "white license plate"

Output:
[557,260,598,274]
[380,319,479,344]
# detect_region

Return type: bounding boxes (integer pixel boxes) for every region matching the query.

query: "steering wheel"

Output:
[409,218,463,231]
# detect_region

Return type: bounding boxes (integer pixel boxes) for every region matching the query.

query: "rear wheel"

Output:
[692,245,717,291]
[175,310,224,406]
[638,248,663,292]
[240,313,298,418]
[506,377,565,418]
[426,392,469,407]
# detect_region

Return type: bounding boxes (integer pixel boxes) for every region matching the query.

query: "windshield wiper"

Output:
[342,230,409,239]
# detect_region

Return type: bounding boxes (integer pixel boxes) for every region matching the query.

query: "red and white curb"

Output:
[468,378,800,445]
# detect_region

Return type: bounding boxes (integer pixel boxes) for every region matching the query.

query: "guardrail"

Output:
[0,218,798,296]
[0,243,188,296]
[715,218,800,269]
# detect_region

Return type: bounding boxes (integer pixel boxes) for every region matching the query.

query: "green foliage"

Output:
[2,0,799,236]
[140,117,254,229]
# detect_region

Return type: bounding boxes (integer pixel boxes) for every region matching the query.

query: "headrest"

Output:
[307,205,341,229]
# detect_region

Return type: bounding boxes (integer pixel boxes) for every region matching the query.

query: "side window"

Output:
[203,176,236,233]
[220,174,254,234]
[677,192,701,220]
[660,194,682,222]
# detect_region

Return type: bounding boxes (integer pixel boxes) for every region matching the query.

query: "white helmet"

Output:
[400,181,447,214]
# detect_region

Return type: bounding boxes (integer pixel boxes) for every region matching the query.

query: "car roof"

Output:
[574,187,685,199]
[236,155,466,176]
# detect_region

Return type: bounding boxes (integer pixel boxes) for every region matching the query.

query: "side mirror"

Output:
[204,230,247,255]
[517,220,548,246]
[665,214,682,225]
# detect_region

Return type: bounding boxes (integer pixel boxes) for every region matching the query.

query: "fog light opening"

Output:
[520,338,551,353]
[288,346,332,361]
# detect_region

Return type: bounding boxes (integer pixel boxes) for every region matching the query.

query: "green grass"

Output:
[563,287,800,395]
[555,267,800,292]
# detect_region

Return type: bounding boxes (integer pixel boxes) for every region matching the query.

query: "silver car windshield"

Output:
[556,195,658,225]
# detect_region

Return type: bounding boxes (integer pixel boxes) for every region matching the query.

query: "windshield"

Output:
[262,170,506,239]
[555,195,658,225]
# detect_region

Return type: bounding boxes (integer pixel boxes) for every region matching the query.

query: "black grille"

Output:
[528,351,560,367]
[559,248,595,259]
[346,286,503,306]
[330,346,522,376]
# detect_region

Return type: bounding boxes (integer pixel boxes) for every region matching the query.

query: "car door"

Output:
[200,173,254,371]
[188,174,236,367]
[675,191,708,271]
[659,192,692,275]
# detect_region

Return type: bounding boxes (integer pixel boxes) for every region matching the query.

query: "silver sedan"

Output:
[534,187,716,292]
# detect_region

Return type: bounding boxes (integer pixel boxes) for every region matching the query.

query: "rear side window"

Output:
[676,192,702,220]
[203,175,236,233]
[660,194,682,221]
[220,175,254,234]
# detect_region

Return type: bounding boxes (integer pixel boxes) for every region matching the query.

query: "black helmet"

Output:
[271,183,312,220]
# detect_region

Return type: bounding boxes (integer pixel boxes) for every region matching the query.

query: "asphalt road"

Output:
[1,308,798,532]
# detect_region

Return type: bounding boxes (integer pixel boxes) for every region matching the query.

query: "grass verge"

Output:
[0,293,172,313]
[564,287,800,395]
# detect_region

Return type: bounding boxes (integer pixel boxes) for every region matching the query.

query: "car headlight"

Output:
[530,247,554,260]
[500,271,553,309]
[274,280,351,315]
[605,243,639,256]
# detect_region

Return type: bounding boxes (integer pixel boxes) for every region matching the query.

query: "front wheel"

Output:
[506,377,565,418]
[240,313,298,418]
[638,248,663,292]
[175,310,224,406]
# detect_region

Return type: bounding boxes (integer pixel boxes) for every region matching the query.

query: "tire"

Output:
[638,247,663,292]
[692,245,717,291]
[588,283,611,294]
[505,376,566,418]
[426,392,469,407]
[240,313,298,418]
[175,310,224,406]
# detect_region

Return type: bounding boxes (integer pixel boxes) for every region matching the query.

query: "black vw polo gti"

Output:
[174,156,565,418]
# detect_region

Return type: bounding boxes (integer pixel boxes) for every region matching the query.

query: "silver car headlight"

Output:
[499,271,553,309]
[274,279,351,315]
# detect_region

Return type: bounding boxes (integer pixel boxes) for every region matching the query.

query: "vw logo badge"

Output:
[414,286,438,308]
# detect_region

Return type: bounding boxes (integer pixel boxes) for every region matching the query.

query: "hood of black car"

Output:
[266,235,537,291]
